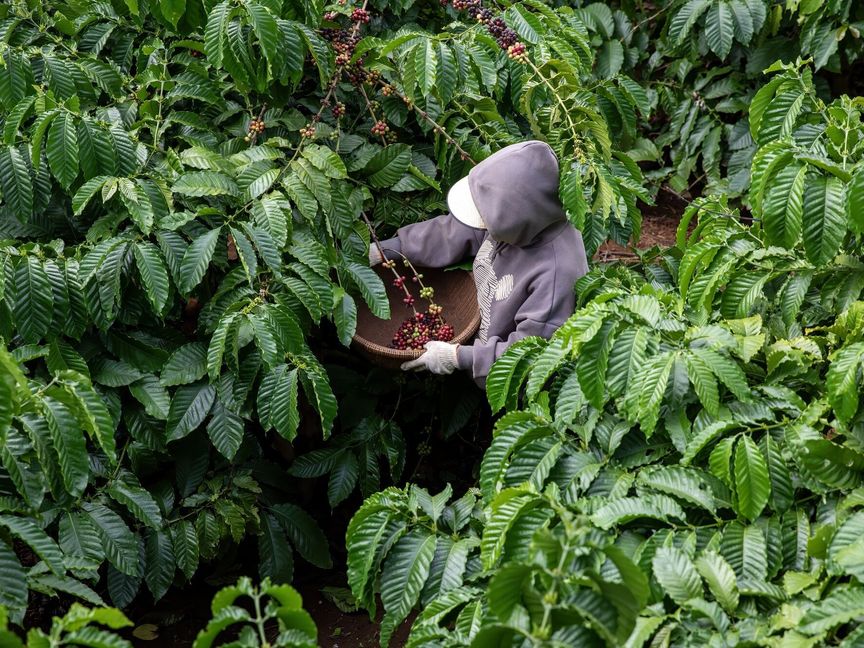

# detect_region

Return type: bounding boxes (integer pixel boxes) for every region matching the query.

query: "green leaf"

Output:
[178,228,220,294]
[84,502,141,577]
[669,0,711,45]
[59,512,104,562]
[487,563,531,622]
[343,262,389,320]
[72,175,110,216]
[692,347,750,400]
[0,540,27,614]
[734,436,770,522]
[13,257,53,343]
[258,364,300,441]
[133,242,170,315]
[298,360,337,438]
[799,586,864,636]
[204,1,231,68]
[160,0,185,27]
[802,173,846,266]
[762,162,806,248]
[596,40,624,78]
[258,514,294,584]
[107,476,163,529]
[592,494,686,529]
[652,546,703,606]
[144,529,175,602]
[246,1,280,74]
[637,466,716,513]
[757,89,806,144]
[362,144,412,188]
[0,145,32,221]
[167,382,216,442]
[160,342,208,387]
[328,452,359,508]
[128,375,171,420]
[634,351,675,437]
[577,320,615,408]
[271,503,332,569]
[695,551,739,613]
[46,112,79,190]
[43,397,89,497]
[170,521,199,580]
[207,313,238,381]
[380,531,437,647]
[251,195,290,247]
[762,433,793,513]
[685,352,720,416]
[481,490,543,568]
[172,172,238,197]
[705,1,734,58]
[848,166,864,235]
[334,291,357,347]
[207,399,244,459]
[414,40,438,96]
[0,515,64,575]
[827,343,864,423]
[302,144,346,179]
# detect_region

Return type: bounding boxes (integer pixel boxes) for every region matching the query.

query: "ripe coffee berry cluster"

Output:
[371,120,389,136]
[443,0,528,58]
[244,118,265,141]
[391,312,455,350]
[300,124,316,138]
[507,42,527,62]
[351,8,370,23]
[322,28,361,58]
[331,102,346,118]
[487,17,519,50]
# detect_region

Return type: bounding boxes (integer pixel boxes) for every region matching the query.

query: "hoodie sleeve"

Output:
[456,271,575,386]
[378,213,485,267]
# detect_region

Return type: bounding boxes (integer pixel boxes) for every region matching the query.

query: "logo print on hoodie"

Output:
[473,240,498,343]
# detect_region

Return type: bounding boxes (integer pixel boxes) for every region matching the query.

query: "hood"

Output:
[467,140,566,246]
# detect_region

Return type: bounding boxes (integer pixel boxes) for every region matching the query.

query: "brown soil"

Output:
[595,188,689,262]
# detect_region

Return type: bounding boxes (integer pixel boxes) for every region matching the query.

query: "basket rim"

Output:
[352,308,481,359]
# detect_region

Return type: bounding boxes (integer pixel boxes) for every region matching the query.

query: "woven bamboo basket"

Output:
[352,266,480,369]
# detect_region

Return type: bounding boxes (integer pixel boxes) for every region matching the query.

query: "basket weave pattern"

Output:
[352,266,480,369]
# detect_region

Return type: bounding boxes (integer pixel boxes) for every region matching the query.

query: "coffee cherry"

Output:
[324,11,337,21]
[331,102,346,118]
[508,42,527,62]
[381,84,394,96]
[300,124,316,138]
[371,120,389,136]
[335,52,350,66]
[475,7,493,23]
[390,310,454,350]
[351,8,370,23]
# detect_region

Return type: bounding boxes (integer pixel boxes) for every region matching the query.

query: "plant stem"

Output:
[524,58,582,151]
[253,591,269,646]
[361,211,419,316]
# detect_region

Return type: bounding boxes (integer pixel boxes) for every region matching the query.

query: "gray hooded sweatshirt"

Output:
[380,141,589,385]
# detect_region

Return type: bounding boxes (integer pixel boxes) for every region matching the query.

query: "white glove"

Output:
[369,245,383,266]
[401,341,459,375]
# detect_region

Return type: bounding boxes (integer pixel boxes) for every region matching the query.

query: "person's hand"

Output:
[401,341,459,374]
[369,245,383,266]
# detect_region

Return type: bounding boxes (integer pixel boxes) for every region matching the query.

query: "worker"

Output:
[370,140,588,385]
